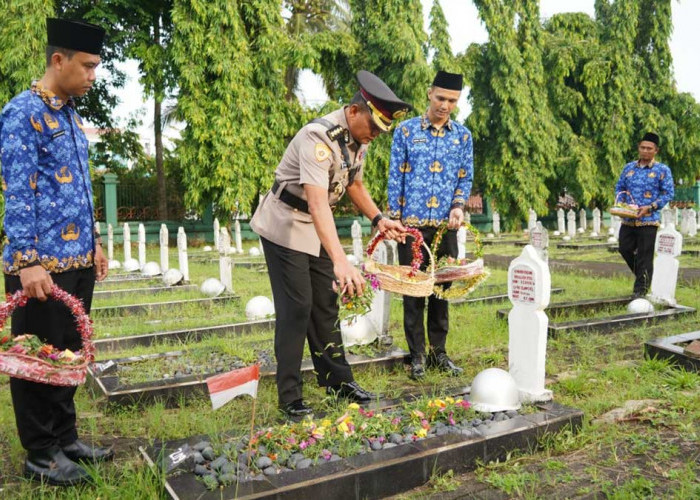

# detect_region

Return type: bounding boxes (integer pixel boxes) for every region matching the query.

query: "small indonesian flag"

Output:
[206,364,259,410]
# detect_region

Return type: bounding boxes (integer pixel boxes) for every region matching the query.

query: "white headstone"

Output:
[159,224,169,272]
[234,219,244,254]
[107,223,114,261]
[674,207,680,227]
[259,237,263,254]
[493,212,501,235]
[138,223,146,270]
[95,221,101,236]
[213,218,220,251]
[649,223,682,306]
[566,210,576,238]
[592,207,601,235]
[529,222,549,261]
[464,211,471,226]
[385,240,398,266]
[366,240,389,340]
[528,208,537,231]
[688,208,697,237]
[612,215,622,239]
[123,222,131,261]
[351,220,363,262]
[679,209,688,235]
[177,227,189,282]
[219,228,233,293]
[508,245,553,404]
[457,227,467,260]
[578,209,587,232]
[557,208,565,234]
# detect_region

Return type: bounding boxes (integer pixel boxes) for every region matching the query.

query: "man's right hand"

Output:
[19,266,53,301]
[333,258,366,297]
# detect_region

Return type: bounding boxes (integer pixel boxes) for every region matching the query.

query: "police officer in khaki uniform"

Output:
[251,71,410,417]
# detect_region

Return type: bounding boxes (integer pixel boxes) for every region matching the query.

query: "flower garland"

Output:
[431,222,484,262]
[0,285,94,366]
[432,268,490,300]
[366,227,424,277]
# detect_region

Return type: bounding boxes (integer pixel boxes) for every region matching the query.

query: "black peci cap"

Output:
[47,18,105,55]
[641,132,660,146]
[357,70,412,132]
[432,70,463,91]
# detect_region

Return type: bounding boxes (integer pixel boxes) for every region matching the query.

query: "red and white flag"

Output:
[206,364,260,410]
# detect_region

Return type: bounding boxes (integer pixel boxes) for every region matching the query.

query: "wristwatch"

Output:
[371,213,384,227]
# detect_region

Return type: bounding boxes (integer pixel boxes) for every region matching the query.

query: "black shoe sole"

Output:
[25,470,90,487]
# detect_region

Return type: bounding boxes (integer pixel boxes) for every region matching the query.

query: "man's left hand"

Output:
[94,245,108,282]
[377,218,406,243]
[448,207,464,229]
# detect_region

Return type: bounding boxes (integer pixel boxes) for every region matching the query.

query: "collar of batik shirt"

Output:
[30,80,75,111]
[420,110,453,132]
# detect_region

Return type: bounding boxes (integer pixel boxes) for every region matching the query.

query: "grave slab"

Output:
[92,295,239,317]
[87,348,409,407]
[450,286,564,305]
[496,296,695,336]
[644,331,700,372]
[140,401,582,500]
[94,284,198,300]
[557,242,616,250]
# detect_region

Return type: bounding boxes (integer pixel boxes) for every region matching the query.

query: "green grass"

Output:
[0,236,698,498]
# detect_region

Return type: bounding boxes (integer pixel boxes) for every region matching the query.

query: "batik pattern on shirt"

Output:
[615,160,674,227]
[1,83,95,274]
[388,114,473,227]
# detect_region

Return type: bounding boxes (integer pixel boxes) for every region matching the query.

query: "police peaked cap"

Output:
[47,18,106,55]
[357,70,412,132]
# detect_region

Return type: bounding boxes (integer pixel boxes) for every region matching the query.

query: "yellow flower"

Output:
[337,421,350,434]
[321,419,332,428]
[347,403,360,410]
[445,396,455,404]
[415,428,427,438]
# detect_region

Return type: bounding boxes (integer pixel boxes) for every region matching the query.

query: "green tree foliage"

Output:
[347,0,432,206]
[0,0,53,106]
[428,0,455,72]
[464,0,558,226]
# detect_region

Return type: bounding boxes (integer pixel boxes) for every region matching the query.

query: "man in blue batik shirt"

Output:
[0,18,113,486]
[615,132,674,297]
[388,71,473,380]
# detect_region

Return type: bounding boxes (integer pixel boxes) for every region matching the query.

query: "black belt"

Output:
[272,180,309,214]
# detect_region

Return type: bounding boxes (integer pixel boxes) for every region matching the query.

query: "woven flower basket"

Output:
[364,227,435,297]
[610,191,639,218]
[430,222,489,300]
[0,285,94,386]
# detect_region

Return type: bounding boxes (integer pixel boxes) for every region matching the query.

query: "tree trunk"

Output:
[154,19,168,220]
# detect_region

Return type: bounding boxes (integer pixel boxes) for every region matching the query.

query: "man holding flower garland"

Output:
[388,70,474,380]
[0,18,112,486]
[615,132,674,297]
[251,71,408,418]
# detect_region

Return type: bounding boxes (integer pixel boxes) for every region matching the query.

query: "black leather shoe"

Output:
[427,352,464,376]
[326,381,376,403]
[62,439,114,464]
[280,399,314,418]
[25,446,90,486]
[410,354,426,380]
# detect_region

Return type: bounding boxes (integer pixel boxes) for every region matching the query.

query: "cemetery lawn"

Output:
[0,239,698,498]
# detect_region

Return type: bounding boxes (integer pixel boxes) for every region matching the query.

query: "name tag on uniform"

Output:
[51,130,66,139]
[412,138,427,144]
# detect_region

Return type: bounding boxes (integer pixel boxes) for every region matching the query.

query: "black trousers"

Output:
[618,224,658,295]
[261,238,353,405]
[4,267,95,451]
[398,227,458,359]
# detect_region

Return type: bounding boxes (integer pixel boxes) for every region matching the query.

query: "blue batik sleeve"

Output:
[655,165,674,208]
[1,105,40,269]
[388,126,406,218]
[452,131,473,209]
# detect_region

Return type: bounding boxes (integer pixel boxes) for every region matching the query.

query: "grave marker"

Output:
[612,215,621,239]
[579,209,587,231]
[177,227,189,282]
[557,209,565,234]
[650,222,683,306]
[457,226,466,259]
[508,229,553,404]
[234,219,243,254]
[123,222,131,261]
[159,224,169,272]
[464,211,471,226]
[219,228,233,293]
[107,223,114,261]
[592,207,601,235]
[352,220,363,262]
[366,240,389,341]
[138,223,146,270]
[213,218,220,251]
[528,208,537,231]
[567,210,576,238]
[688,208,697,237]
[493,211,501,235]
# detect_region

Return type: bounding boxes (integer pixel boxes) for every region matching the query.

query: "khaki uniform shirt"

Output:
[251,108,368,256]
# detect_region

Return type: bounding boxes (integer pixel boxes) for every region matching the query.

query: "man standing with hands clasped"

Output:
[615,132,674,297]
[1,18,113,486]
[252,71,409,418]
[388,70,474,380]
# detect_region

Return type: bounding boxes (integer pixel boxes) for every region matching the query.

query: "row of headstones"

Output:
[678,207,698,237]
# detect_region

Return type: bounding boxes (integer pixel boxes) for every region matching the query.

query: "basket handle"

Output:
[366,227,435,278]
[0,285,94,364]
[430,222,484,260]
[615,191,636,205]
